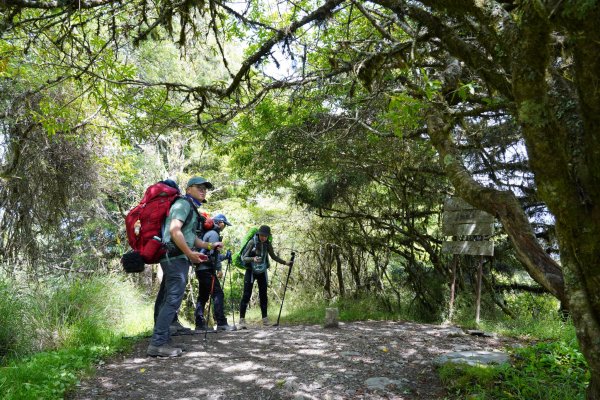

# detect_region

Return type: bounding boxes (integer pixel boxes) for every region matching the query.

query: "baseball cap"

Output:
[186,176,213,189]
[213,213,232,226]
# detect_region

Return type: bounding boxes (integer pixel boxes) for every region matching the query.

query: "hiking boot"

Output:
[170,325,193,336]
[195,317,207,331]
[216,324,237,332]
[262,317,270,326]
[194,323,208,331]
[170,321,192,335]
[238,318,247,329]
[168,340,187,352]
[147,344,182,357]
[171,320,186,329]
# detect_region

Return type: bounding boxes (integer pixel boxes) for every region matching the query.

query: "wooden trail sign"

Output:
[442,240,494,256]
[442,197,495,324]
[442,197,494,256]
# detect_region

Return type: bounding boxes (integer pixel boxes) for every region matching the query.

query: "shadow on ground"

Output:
[68,320,519,399]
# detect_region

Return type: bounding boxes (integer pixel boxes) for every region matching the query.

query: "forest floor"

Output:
[68,320,523,400]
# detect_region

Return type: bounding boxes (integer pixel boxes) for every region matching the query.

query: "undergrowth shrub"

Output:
[0,274,152,400]
[0,278,32,361]
[0,274,152,358]
[439,340,588,400]
[38,275,150,348]
[0,345,114,400]
[267,290,415,325]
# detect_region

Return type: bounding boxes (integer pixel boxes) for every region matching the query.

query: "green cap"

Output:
[186,176,214,189]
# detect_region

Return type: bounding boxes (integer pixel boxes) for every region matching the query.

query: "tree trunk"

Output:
[560,245,600,400]
[319,244,332,299]
[509,5,600,397]
[335,246,345,297]
[447,255,457,321]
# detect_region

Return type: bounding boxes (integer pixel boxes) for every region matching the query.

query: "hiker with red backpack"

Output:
[147,177,223,358]
[193,213,236,332]
[238,225,293,329]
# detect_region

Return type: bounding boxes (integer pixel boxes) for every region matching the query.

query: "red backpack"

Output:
[122,181,181,272]
[121,181,215,272]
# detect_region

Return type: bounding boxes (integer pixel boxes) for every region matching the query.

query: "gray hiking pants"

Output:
[151,257,190,346]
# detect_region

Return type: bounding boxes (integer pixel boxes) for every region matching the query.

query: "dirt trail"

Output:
[69,320,519,399]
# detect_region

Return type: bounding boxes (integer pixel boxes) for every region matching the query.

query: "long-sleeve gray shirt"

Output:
[196,228,222,271]
[242,237,287,267]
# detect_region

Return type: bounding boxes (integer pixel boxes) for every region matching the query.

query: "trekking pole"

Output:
[220,250,234,326]
[223,250,237,328]
[273,251,295,328]
[204,274,216,341]
[221,250,231,290]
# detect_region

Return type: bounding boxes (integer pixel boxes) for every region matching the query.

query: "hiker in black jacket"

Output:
[238,225,292,328]
[194,213,236,332]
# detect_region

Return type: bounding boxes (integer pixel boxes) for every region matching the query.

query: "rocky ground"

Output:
[68,320,522,399]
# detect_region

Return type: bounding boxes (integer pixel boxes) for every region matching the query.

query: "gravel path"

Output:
[69,320,519,399]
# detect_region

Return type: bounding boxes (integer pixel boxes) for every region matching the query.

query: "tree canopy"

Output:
[1,0,599,397]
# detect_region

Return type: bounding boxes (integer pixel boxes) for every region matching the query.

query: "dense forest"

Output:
[1,0,598,398]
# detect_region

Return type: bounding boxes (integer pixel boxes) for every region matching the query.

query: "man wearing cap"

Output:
[194,213,236,331]
[238,225,293,328]
[152,176,211,334]
[148,176,224,357]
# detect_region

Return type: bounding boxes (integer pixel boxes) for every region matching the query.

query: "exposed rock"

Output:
[434,350,510,366]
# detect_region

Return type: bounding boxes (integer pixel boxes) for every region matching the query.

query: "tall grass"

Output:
[439,340,589,400]
[0,274,153,400]
[0,279,33,359]
[239,290,410,325]
[441,292,587,400]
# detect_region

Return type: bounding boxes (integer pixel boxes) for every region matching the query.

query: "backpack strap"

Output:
[161,196,206,263]
[161,196,201,245]
[182,197,198,228]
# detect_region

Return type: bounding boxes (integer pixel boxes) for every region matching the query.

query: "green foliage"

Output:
[0,345,114,400]
[262,291,412,325]
[439,341,589,400]
[444,293,585,400]
[0,275,151,399]
[420,68,443,100]
[386,93,426,134]
[487,316,576,343]
[0,275,151,357]
[335,296,402,322]
[560,0,597,19]
[438,362,501,399]
[37,276,152,349]
[0,279,33,361]
[475,306,577,346]
[452,290,575,342]
[1,3,596,398]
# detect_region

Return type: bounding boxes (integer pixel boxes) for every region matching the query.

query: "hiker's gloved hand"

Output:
[189,251,208,264]
[286,260,293,266]
[217,271,223,279]
[253,256,261,263]
[212,241,224,251]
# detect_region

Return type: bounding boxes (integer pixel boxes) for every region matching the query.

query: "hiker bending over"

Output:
[238,225,292,328]
[194,213,236,332]
[148,177,223,358]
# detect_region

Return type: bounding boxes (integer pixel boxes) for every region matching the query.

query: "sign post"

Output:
[442,197,494,324]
